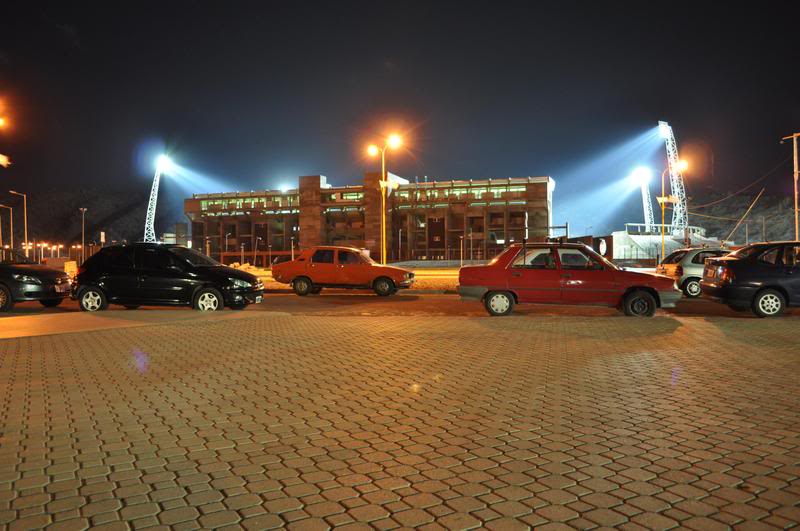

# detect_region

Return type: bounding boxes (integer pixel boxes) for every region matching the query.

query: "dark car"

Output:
[700,241,800,317]
[0,250,72,312]
[74,243,264,312]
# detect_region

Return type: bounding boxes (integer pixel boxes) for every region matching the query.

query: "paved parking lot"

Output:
[1,295,799,529]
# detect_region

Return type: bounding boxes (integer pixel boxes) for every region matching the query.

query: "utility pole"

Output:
[9,190,27,257]
[0,205,11,251]
[781,133,800,240]
[79,207,87,263]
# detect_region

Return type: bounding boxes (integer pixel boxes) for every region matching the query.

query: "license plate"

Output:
[255,296,262,304]
[55,283,70,293]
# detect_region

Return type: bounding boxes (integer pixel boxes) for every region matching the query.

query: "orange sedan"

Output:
[272,246,414,296]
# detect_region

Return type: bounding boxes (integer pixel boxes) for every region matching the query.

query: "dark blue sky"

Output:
[2,1,798,233]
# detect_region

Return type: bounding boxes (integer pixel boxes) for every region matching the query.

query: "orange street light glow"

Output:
[0,117,6,128]
[387,134,402,150]
[678,159,689,172]
[367,144,380,157]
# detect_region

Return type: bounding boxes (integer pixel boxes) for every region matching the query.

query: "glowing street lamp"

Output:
[0,204,11,250]
[367,133,404,264]
[9,190,28,257]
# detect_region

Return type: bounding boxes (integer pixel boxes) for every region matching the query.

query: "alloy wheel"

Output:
[197,292,220,311]
[686,280,701,297]
[630,296,651,316]
[758,293,781,315]
[82,291,102,311]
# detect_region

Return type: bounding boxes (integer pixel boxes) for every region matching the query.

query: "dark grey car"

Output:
[0,251,71,311]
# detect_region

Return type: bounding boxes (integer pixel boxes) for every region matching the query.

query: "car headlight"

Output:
[12,274,42,284]
[229,277,252,289]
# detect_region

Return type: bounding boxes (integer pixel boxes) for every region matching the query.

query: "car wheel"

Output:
[682,278,702,298]
[293,277,312,296]
[752,289,785,318]
[194,288,224,311]
[39,298,64,307]
[79,287,108,312]
[310,287,322,295]
[124,305,140,310]
[484,291,514,316]
[373,277,395,296]
[0,285,14,312]
[623,290,656,317]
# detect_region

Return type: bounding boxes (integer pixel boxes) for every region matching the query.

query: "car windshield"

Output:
[358,250,375,264]
[168,246,220,266]
[0,250,34,265]
[662,250,689,264]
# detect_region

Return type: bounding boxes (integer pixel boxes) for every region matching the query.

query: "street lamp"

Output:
[367,133,404,264]
[8,190,27,257]
[0,204,11,251]
[79,207,88,264]
[656,160,688,262]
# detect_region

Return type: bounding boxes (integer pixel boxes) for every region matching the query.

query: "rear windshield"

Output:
[662,250,688,264]
[728,244,769,259]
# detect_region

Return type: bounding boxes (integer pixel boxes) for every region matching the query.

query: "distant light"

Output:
[155,154,174,173]
[630,166,652,187]
[387,134,403,150]
[367,144,380,157]
[677,159,689,172]
[187,240,192,249]
[279,184,291,193]
[0,117,6,128]
[659,121,671,139]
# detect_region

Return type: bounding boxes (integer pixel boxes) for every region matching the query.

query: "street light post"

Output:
[0,204,11,250]
[656,161,688,262]
[79,207,88,264]
[781,132,800,240]
[367,134,403,265]
[9,190,27,257]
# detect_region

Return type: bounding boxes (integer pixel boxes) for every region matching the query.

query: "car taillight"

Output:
[675,265,683,277]
[719,267,735,283]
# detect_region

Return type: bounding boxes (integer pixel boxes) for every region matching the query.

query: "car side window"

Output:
[338,250,362,265]
[137,248,174,270]
[311,249,334,264]
[107,247,134,269]
[692,251,716,264]
[783,245,800,267]
[759,247,781,266]
[511,248,555,269]
[558,248,603,270]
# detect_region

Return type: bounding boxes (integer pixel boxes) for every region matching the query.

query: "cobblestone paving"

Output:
[1,312,799,530]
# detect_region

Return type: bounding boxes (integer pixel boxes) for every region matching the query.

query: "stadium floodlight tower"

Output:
[143,154,174,243]
[659,121,688,234]
[630,167,655,232]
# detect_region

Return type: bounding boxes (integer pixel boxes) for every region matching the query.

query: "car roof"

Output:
[306,245,364,252]
[102,242,185,250]
[512,242,592,249]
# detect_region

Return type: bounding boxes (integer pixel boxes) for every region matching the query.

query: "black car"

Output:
[700,241,800,317]
[74,243,264,312]
[0,250,72,312]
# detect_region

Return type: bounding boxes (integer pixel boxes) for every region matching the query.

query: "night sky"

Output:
[1,1,798,234]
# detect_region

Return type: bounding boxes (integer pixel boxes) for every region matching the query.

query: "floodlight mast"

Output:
[659,121,688,233]
[640,181,656,232]
[143,155,170,243]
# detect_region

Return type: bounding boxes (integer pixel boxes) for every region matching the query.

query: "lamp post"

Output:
[367,134,403,264]
[290,236,295,260]
[254,236,262,266]
[79,207,88,264]
[8,190,27,257]
[0,204,11,250]
[781,132,799,240]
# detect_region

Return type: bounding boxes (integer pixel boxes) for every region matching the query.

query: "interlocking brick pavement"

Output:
[1,310,799,529]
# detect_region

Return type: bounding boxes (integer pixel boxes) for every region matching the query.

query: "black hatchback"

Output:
[700,241,800,317]
[0,250,72,312]
[74,243,264,312]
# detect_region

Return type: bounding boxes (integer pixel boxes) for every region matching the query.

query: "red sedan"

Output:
[458,243,680,316]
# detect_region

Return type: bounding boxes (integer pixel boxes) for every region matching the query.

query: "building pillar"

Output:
[362,172,383,259]
[299,175,326,249]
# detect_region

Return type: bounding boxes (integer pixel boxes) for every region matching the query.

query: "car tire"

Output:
[484,291,514,316]
[623,290,657,317]
[124,305,140,310]
[293,277,312,296]
[373,277,395,296]
[0,285,14,312]
[39,298,64,307]
[682,278,702,298]
[194,288,224,311]
[752,289,785,318]
[310,287,322,295]
[78,287,108,312]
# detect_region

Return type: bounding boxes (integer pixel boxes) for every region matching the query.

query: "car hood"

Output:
[617,269,675,287]
[1,264,69,280]
[372,264,411,276]
[196,265,259,283]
